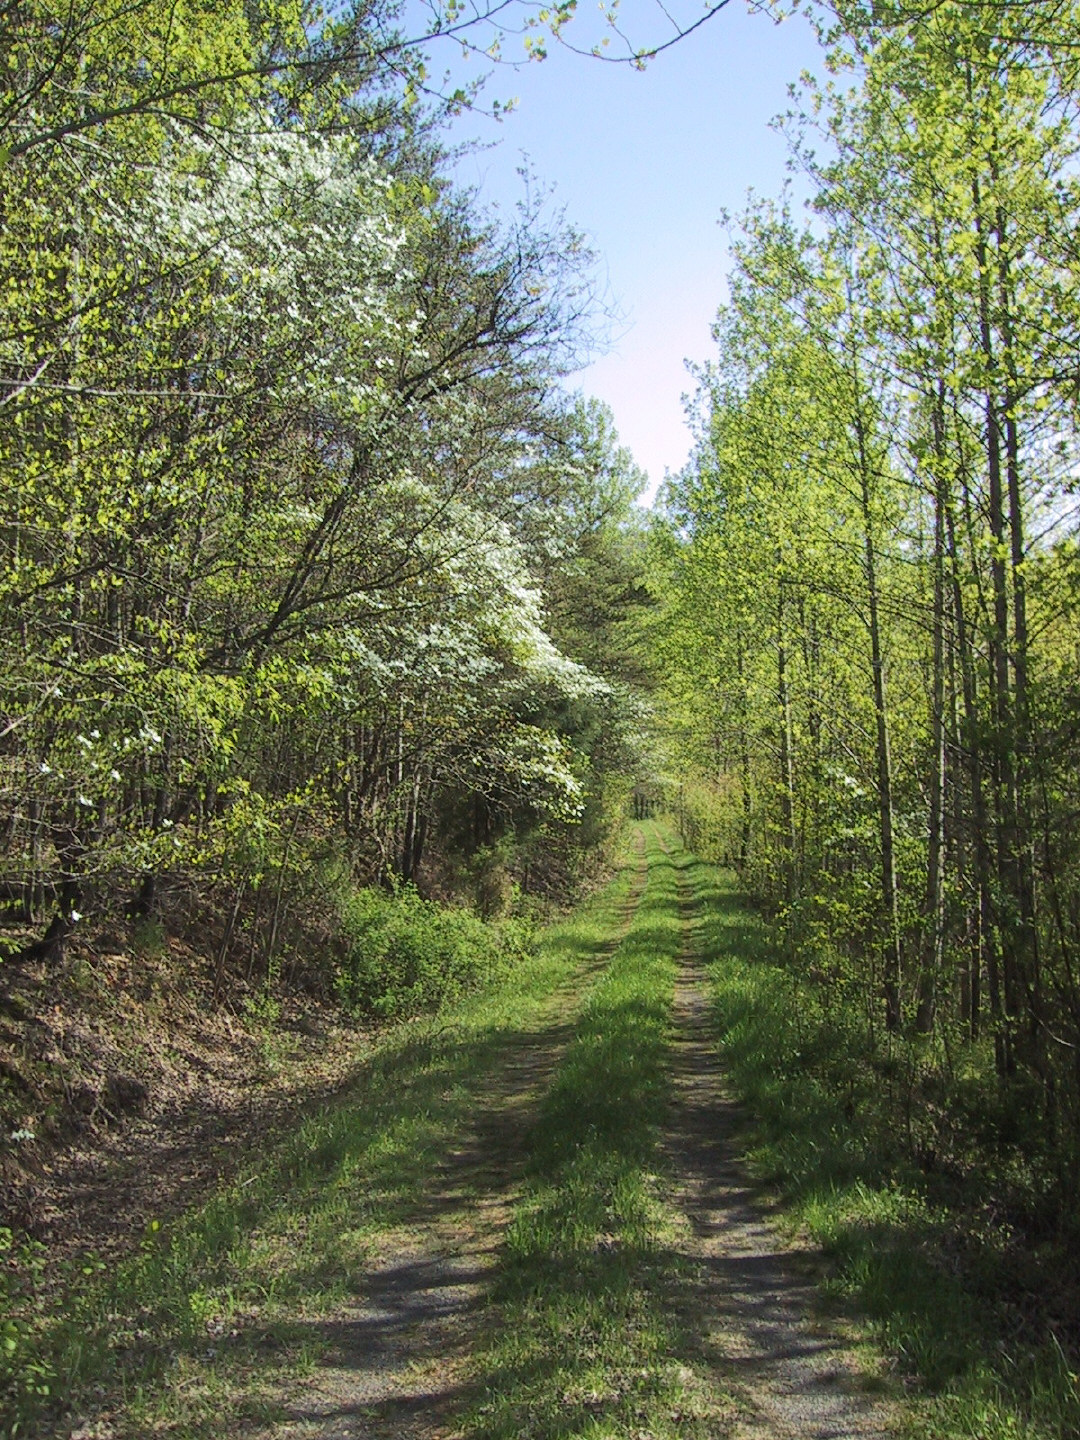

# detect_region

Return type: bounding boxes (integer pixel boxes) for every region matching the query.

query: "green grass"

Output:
[20,831,1068,1440]
[0,846,644,1439]
[692,857,1080,1440]
[464,823,734,1440]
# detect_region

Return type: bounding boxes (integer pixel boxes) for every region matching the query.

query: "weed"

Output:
[334,881,531,1017]
[130,916,168,962]
[243,988,281,1029]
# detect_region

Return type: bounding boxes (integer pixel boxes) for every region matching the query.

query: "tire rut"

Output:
[255,838,651,1440]
[662,851,897,1440]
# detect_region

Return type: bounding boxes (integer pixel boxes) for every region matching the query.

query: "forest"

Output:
[2,1,1080,1437]
[662,0,1080,1205]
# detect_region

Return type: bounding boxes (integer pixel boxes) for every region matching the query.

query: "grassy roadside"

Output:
[464,822,734,1440]
[690,855,1080,1440]
[0,844,645,1440]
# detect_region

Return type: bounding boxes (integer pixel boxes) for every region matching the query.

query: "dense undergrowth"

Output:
[691,855,1080,1440]
[334,880,534,1018]
[0,846,643,1437]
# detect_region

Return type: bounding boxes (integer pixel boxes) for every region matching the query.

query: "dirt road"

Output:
[254,834,896,1440]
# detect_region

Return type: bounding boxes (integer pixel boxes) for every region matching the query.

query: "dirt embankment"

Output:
[0,935,375,1274]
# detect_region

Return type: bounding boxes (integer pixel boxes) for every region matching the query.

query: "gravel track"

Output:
[661,849,896,1440]
[257,836,898,1440]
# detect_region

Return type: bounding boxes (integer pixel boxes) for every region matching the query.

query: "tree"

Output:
[0,0,620,966]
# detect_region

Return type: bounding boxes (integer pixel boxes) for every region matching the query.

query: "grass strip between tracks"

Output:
[465,823,732,1440]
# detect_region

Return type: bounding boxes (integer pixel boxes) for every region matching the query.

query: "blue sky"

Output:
[436,2,824,497]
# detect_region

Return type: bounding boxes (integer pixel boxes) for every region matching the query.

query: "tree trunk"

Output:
[995,195,1041,1067]
[852,391,901,1033]
[946,487,1004,1063]
[973,165,1019,1073]
[776,560,797,912]
[917,383,949,1033]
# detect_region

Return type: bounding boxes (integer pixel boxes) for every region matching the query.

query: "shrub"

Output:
[334,883,531,1018]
